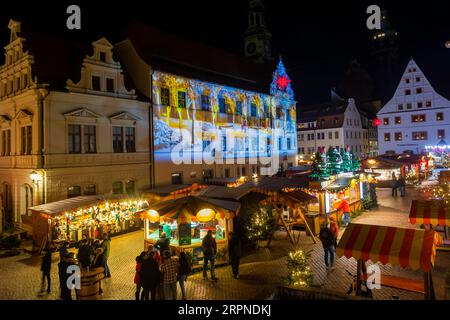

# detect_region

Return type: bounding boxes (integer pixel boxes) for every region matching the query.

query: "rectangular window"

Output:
[218,97,227,114]
[84,184,97,196]
[92,76,101,91]
[67,186,81,198]
[411,114,426,122]
[178,91,186,108]
[417,102,423,108]
[68,124,81,154]
[250,104,258,117]
[161,87,170,105]
[317,133,321,140]
[405,89,411,95]
[276,107,282,119]
[412,131,427,141]
[328,132,332,139]
[384,133,391,141]
[26,126,32,155]
[125,180,135,195]
[112,127,123,153]
[335,131,339,139]
[16,77,20,90]
[406,103,412,109]
[171,172,183,185]
[201,95,210,111]
[235,101,242,115]
[1,130,11,156]
[279,137,283,151]
[106,78,114,93]
[222,135,227,152]
[83,125,96,153]
[395,117,401,124]
[395,132,402,141]
[383,118,389,125]
[287,138,291,150]
[438,130,445,139]
[321,132,325,140]
[224,168,230,178]
[416,88,423,94]
[100,51,106,62]
[426,101,432,107]
[436,112,444,121]
[398,104,403,111]
[125,127,136,152]
[405,78,410,84]
[416,77,421,82]
[299,134,304,141]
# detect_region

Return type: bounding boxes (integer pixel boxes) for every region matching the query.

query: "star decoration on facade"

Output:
[276,75,291,91]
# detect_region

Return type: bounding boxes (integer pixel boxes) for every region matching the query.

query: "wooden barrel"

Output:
[75,267,105,300]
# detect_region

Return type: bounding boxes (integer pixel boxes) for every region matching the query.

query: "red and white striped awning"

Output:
[336,223,437,272]
[409,200,450,227]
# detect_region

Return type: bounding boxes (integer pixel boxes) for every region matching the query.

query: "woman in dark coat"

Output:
[140,251,161,300]
[228,232,242,279]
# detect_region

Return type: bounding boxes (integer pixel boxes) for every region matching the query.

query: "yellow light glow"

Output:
[196,208,215,222]
[147,209,160,223]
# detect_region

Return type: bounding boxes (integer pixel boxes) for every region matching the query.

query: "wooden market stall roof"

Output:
[337,223,437,272]
[410,200,450,227]
[27,194,142,216]
[147,195,240,220]
[362,157,403,170]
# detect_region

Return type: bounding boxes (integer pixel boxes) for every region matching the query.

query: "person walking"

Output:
[134,252,145,300]
[160,250,179,300]
[391,173,398,197]
[398,174,406,197]
[40,248,52,294]
[177,251,191,300]
[141,251,161,300]
[329,216,339,244]
[58,252,76,300]
[202,230,218,281]
[100,233,111,278]
[319,224,336,270]
[228,232,242,279]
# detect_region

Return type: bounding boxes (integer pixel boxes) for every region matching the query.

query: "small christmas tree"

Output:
[284,249,314,287]
[327,147,342,175]
[340,148,352,172]
[350,151,361,172]
[245,207,275,242]
[309,150,330,180]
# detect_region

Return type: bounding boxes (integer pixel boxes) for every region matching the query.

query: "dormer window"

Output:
[92,76,101,91]
[100,51,106,62]
[106,78,115,93]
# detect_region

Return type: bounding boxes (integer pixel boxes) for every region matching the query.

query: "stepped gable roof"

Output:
[126,21,275,94]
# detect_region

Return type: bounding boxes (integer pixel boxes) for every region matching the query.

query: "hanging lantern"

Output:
[146,209,160,223]
[196,208,216,222]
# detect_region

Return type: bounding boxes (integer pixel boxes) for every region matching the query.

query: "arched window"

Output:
[20,184,33,216]
[2,182,13,224]
[112,181,123,195]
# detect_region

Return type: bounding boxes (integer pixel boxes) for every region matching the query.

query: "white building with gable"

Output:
[377,58,450,155]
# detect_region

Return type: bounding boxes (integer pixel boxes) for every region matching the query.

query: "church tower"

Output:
[370,9,399,103]
[243,0,272,63]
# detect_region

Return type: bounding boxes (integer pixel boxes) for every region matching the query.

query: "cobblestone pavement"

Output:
[0,187,448,300]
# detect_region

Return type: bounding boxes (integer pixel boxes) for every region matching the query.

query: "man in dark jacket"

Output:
[319,225,336,270]
[141,251,160,300]
[77,239,93,269]
[228,232,242,279]
[58,253,76,300]
[155,232,170,254]
[202,230,217,280]
[40,248,52,293]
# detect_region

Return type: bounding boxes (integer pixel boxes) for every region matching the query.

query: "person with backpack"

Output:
[177,251,191,300]
[319,224,336,270]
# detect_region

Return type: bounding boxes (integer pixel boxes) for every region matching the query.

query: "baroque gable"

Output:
[109,111,141,126]
[66,37,137,99]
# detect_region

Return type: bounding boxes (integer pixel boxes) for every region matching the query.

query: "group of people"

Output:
[391,173,406,197]
[319,217,339,270]
[39,233,113,300]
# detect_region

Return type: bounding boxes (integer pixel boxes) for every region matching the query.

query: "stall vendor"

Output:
[334,194,350,227]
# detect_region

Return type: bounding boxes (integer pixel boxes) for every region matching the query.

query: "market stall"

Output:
[409,199,450,248]
[143,195,239,267]
[337,223,438,300]
[28,195,149,250]
[362,157,403,188]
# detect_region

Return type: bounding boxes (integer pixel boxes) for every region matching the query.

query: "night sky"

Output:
[1,0,450,104]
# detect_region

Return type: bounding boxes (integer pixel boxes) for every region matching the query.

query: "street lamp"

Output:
[30,171,42,185]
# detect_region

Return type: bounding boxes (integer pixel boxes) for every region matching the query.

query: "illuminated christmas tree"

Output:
[326,147,342,175]
[284,249,314,287]
[340,148,352,172]
[309,151,330,180]
[350,151,361,172]
[245,207,275,242]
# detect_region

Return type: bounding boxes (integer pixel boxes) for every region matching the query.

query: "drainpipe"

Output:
[149,69,155,188]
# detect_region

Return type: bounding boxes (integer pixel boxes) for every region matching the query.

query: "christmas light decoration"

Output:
[284,249,313,287]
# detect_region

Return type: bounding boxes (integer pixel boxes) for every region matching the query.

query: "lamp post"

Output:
[30,170,44,205]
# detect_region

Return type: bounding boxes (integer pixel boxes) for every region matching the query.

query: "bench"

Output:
[360,273,425,294]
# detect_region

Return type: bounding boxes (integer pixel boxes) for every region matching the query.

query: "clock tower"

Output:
[243,0,272,63]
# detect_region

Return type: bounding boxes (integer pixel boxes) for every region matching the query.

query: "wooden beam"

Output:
[356,259,363,296]
[296,207,317,244]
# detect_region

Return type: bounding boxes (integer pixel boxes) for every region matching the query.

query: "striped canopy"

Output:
[409,200,450,227]
[336,223,437,272]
